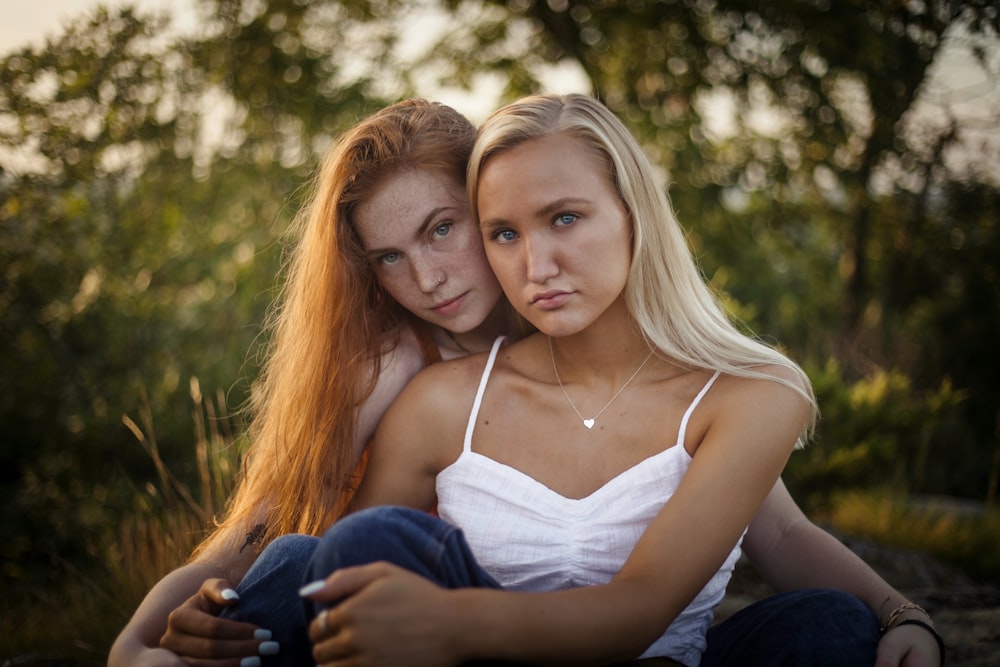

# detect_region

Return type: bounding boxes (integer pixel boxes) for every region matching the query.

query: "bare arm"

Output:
[744,480,943,666]
[108,553,256,667]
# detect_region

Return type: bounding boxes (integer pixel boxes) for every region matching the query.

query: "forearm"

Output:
[108,561,227,666]
[754,518,917,625]
[452,577,674,665]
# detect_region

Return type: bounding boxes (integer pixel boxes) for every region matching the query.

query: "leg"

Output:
[303,505,502,610]
[303,506,508,666]
[220,533,320,667]
[702,589,880,667]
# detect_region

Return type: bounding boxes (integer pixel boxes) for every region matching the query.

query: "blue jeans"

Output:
[220,532,319,667]
[702,588,881,666]
[222,507,506,667]
[224,507,880,667]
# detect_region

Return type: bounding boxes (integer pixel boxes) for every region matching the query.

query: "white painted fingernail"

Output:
[240,658,261,667]
[221,588,239,601]
[258,641,280,655]
[253,628,272,640]
[298,580,325,597]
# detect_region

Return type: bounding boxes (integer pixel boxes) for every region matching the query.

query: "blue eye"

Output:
[554,213,578,227]
[432,222,452,240]
[491,229,518,244]
[379,252,401,266]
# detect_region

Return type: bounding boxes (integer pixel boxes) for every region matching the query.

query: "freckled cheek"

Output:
[376,273,416,307]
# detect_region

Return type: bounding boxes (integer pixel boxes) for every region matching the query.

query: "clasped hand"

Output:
[303,561,466,667]
[159,578,276,665]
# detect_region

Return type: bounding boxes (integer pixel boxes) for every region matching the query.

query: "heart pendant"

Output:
[583,419,595,429]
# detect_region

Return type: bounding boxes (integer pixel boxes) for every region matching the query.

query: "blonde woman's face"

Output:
[355,168,503,334]
[476,134,632,337]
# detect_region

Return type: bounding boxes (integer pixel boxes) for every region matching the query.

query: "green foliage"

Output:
[819,489,1000,584]
[787,360,969,505]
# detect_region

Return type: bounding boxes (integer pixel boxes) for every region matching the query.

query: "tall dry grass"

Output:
[1,379,239,665]
[818,489,1000,584]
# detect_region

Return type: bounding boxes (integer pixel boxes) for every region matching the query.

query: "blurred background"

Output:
[1,0,998,663]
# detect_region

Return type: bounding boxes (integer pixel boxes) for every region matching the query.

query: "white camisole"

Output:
[436,337,743,666]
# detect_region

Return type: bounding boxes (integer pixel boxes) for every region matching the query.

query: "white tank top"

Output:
[436,337,742,666]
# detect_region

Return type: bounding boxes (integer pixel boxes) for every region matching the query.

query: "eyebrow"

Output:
[480,197,592,231]
[535,197,591,217]
[364,205,456,259]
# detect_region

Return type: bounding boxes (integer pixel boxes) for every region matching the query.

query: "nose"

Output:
[524,234,558,284]
[411,254,445,293]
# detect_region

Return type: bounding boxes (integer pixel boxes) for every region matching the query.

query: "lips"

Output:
[431,292,466,317]
[530,290,572,310]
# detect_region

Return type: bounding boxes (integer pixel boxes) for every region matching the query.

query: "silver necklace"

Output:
[548,336,654,430]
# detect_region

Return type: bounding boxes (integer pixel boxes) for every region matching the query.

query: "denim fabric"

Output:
[303,506,512,667]
[221,511,880,667]
[223,507,509,667]
[702,588,880,666]
[220,533,319,667]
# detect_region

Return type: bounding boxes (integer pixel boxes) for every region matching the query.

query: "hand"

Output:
[160,578,276,666]
[303,562,463,667]
[875,623,943,667]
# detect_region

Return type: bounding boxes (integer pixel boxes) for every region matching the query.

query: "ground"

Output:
[721,530,1000,666]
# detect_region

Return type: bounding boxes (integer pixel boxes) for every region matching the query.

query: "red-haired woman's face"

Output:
[355,168,503,334]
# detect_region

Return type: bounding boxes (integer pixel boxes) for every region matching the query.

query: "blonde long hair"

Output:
[468,94,817,437]
[195,99,477,558]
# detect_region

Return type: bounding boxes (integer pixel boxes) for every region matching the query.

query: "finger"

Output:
[308,608,333,644]
[310,624,356,666]
[300,562,391,602]
[169,606,266,641]
[181,656,264,667]
[198,578,242,609]
[163,613,278,662]
[163,631,276,663]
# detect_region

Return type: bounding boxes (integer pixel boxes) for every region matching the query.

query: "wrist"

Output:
[446,588,491,662]
[880,601,933,633]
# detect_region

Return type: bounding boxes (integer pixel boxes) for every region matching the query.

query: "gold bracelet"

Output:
[882,602,933,632]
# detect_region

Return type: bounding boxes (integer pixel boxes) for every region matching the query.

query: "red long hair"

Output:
[194,100,476,558]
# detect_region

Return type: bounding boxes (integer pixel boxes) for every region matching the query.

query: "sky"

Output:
[0,0,198,56]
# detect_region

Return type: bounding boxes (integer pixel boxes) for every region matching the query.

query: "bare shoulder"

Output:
[379,346,499,455]
[712,362,811,407]
[402,346,495,400]
[683,363,813,458]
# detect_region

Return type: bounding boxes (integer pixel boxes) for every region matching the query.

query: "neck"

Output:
[548,332,653,382]
[440,299,512,355]
[547,301,648,379]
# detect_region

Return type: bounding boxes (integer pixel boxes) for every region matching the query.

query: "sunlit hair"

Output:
[468,93,817,439]
[194,99,477,558]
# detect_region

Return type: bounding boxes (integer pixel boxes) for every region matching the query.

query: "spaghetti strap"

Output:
[676,371,721,448]
[462,336,506,453]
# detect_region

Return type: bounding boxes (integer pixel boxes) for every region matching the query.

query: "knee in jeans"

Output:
[322,506,422,544]
[316,506,442,568]
[251,533,318,574]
